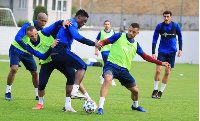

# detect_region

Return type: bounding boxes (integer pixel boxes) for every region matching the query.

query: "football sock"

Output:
[160,83,166,92]
[6,85,11,93]
[154,81,160,90]
[132,101,138,108]
[35,88,38,96]
[99,97,105,109]
[71,84,79,94]
[39,97,43,105]
[65,97,71,109]
[84,92,91,100]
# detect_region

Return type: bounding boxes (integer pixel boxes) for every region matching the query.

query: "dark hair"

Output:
[130,23,140,30]
[75,9,89,18]
[26,26,36,33]
[104,20,111,24]
[163,10,172,16]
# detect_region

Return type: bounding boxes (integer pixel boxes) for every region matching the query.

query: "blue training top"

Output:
[152,21,182,54]
[105,33,144,70]
[26,20,63,60]
[52,17,95,53]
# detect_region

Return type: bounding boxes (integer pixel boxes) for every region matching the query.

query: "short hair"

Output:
[75,9,89,18]
[104,20,111,25]
[26,26,36,33]
[130,23,140,30]
[163,10,172,16]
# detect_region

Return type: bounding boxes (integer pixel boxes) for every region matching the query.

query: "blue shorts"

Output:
[101,51,110,63]
[103,64,136,88]
[157,52,176,68]
[51,51,87,70]
[38,61,75,90]
[9,45,37,71]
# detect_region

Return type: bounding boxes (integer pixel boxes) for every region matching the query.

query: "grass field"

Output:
[0,57,199,121]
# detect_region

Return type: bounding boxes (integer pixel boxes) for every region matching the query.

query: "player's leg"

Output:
[157,52,175,99]
[51,51,87,99]
[5,47,20,100]
[79,82,91,100]
[128,85,146,112]
[59,67,76,112]
[100,51,116,86]
[152,52,165,98]
[97,65,115,115]
[22,55,39,99]
[32,62,55,109]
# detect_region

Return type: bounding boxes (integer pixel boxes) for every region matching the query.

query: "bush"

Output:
[33,5,48,20]
[71,6,78,14]
[17,19,29,27]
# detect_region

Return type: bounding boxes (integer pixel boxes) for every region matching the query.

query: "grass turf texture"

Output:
[0,57,198,121]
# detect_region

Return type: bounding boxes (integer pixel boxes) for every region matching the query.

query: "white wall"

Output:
[0,27,199,64]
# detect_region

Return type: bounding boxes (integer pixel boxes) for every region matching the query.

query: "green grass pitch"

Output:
[0,57,199,121]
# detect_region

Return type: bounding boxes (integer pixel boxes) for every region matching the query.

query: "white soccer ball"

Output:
[83,100,98,114]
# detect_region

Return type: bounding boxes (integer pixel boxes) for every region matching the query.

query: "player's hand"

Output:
[63,20,72,29]
[177,50,182,57]
[95,51,99,56]
[51,39,59,48]
[95,42,102,49]
[27,51,33,56]
[161,62,171,68]
[152,54,156,59]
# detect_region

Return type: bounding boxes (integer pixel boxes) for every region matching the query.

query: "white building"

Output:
[0,0,72,26]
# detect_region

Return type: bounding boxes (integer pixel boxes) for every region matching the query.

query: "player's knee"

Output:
[10,66,18,74]
[38,85,46,90]
[156,69,161,75]
[164,70,170,76]
[31,71,38,77]
[104,74,112,82]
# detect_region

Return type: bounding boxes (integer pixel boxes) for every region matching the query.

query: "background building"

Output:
[0,0,72,26]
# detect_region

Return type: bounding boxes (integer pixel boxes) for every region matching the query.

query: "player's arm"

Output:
[152,24,161,59]
[95,32,101,56]
[26,40,59,60]
[176,24,183,57]
[41,20,72,37]
[68,25,96,46]
[137,43,170,67]
[15,23,31,50]
[99,33,121,46]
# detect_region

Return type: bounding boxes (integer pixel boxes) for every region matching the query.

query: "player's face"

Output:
[77,16,88,28]
[163,14,172,24]
[26,29,38,42]
[37,17,47,29]
[104,22,111,31]
[127,26,139,40]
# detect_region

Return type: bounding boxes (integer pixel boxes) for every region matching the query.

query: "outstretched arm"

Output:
[140,52,170,67]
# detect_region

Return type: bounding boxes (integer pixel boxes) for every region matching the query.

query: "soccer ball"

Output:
[83,100,98,114]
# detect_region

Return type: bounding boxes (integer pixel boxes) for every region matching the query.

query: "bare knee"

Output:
[31,71,38,77]
[10,66,18,75]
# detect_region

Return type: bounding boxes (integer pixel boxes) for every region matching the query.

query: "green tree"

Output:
[33,5,48,20]
[71,6,78,14]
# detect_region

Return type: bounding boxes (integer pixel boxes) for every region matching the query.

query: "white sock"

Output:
[132,101,138,108]
[35,88,38,96]
[6,85,12,93]
[154,81,160,90]
[160,83,166,92]
[84,92,91,100]
[99,97,105,109]
[39,97,43,105]
[65,97,71,109]
[71,84,79,94]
